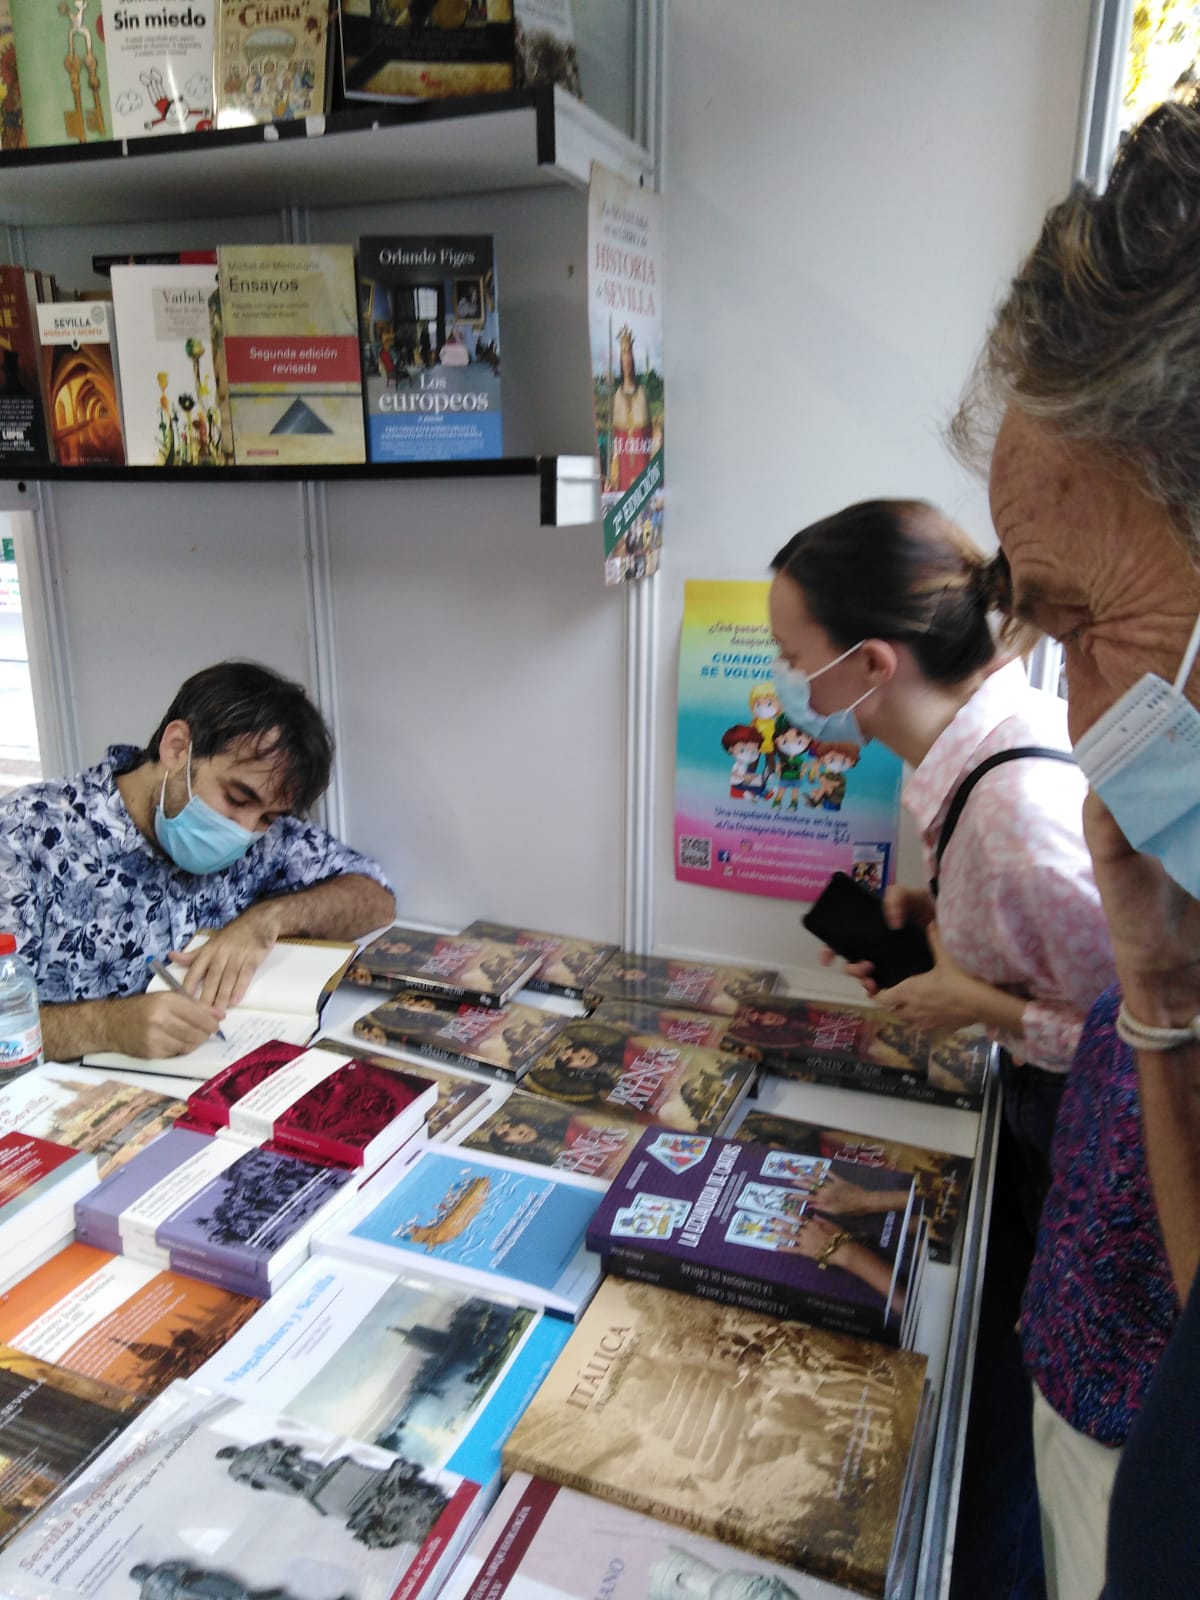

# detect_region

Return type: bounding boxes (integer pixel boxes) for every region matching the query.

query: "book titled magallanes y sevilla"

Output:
[217,243,365,464]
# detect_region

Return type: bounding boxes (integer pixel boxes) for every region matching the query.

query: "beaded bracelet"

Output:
[1115,1002,1200,1052]
[816,1229,854,1270]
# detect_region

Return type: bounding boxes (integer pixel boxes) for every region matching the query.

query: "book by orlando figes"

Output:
[358,235,501,462]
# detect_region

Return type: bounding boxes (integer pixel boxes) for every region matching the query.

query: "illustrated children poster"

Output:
[675,579,903,901]
[589,162,664,586]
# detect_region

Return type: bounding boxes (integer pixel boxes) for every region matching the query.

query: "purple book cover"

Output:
[73,1127,214,1257]
[157,1143,354,1292]
[586,1129,917,1342]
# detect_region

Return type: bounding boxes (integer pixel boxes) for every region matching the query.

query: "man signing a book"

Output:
[0,660,395,1063]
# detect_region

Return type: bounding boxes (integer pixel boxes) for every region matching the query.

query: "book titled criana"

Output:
[589,951,781,1016]
[358,234,502,462]
[35,299,125,465]
[215,0,331,128]
[353,990,569,1083]
[217,243,366,464]
[110,263,233,465]
[186,1041,438,1170]
[315,1143,603,1319]
[587,1129,921,1347]
[461,919,617,1001]
[104,0,213,138]
[345,925,544,1009]
[74,1125,358,1298]
[502,1278,928,1599]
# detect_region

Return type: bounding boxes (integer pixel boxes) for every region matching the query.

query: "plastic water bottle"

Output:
[0,933,43,1073]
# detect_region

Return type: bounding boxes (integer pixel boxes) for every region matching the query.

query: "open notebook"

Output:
[83,935,357,1078]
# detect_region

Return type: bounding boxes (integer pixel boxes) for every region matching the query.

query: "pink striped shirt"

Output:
[903,660,1116,1072]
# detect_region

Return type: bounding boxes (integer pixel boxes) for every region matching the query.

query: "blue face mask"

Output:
[771,642,874,746]
[154,748,259,876]
[1073,609,1200,899]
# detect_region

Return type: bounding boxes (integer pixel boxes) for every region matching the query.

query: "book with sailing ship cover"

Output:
[35,300,125,465]
[104,0,213,138]
[110,264,234,465]
[215,0,332,127]
[217,243,366,464]
[461,919,617,1001]
[589,951,781,1016]
[586,1129,922,1347]
[345,925,544,1009]
[8,0,112,147]
[358,234,502,462]
[353,989,570,1083]
[722,994,991,1110]
[502,1277,928,1599]
[734,1108,973,1265]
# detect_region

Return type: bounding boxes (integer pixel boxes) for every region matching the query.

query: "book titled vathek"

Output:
[35,300,126,465]
[105,0,214,139]
[218,243,366,464]
[587,1129,921,1346]
[359,234,502,462]
[8,0,112,146]
[345,925,544,1009]
[110,263,234,465]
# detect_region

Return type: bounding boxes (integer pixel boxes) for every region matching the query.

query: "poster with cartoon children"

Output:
[675,579,903,901]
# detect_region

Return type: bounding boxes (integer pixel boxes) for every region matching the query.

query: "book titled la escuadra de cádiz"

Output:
[358,234,502,462]
[587,1129,921,1346]
[502,1277,928,1599]
[217,243,366,464]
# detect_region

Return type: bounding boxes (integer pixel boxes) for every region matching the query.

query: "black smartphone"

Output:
[801,871,934,990]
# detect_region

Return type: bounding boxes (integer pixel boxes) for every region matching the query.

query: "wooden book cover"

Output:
[340,0,514,102]
[503,1278,927,1598]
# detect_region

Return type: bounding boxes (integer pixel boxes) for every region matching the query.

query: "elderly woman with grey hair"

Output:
[954,94,1200,1600]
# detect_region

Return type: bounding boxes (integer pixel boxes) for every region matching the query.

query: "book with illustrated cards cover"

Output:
[0,267,49,465]
[8,0,112,147]
[586,1130,922,1348]
[110,264,234,466]
[0,1380,483,1600]
[723,994,991,1111]
[217,243,366,465]
[461,919,617,1001]
[0,1131,100,1295]
[339,0,515,102]
[0,1063,184,1179]
[184,1041,438,1170]
[0,1241,258,1397]
[502,1277,928,1599]
[35,300,125,465]
[459,1088,643,1183]
[345,925,544,1009]
[215,0,332,128]
[74,1125,357,1298]
[0,0,26,148]
[442,1471,858,1600]
[358,234,502,462]
[0,1343,143,1552]
[589,951,781,1016]
[520,1019,757,1137]
[104,0,213,138]
[353,989,570,1083]
[734,1108,973,1265]
[314,1143,603,1320]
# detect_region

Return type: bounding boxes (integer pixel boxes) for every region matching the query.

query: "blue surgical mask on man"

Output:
[1073,608,1200,899]
[771,641,874,746]
[154,746,259,875]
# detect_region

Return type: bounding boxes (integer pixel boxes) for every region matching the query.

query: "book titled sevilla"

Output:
[35,300,126,465]
[587,1129,921,1346]
[345,925,544,1009]
[353,990,569,1083]
[185,1041,438,1170]
[502,1278,928,1599]
[217,243,366,464]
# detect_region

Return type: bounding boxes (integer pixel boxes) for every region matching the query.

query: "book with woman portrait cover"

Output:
[345,925,544,1009]
[353,989,571,1083]
[724,994,991,1111]
[586,1129,922,1348]
[460,920,617,1001]
[519,1018,758,1137]
[502,1278,928,1599]
[458,1087,643,1183]
[587,952,781,1017]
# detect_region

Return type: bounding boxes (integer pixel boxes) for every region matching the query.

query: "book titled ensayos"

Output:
[353,990,570,1083]
[345,925,544,1009]
[587,1129,922,1346]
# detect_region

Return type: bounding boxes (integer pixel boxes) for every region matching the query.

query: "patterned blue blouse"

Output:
[0,745,392,1004]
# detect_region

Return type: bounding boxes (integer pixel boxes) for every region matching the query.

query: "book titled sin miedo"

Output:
[104,0,214,139]
[8,0,112,146]
[358,234,502,462]
[110,263,234,465]
[217,243,366,465]
[35,300,125,465]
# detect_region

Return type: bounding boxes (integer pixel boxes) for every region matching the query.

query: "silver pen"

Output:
[146,956,229,1042]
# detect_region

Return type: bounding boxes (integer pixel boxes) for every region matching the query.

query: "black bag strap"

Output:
[930,746,1076,898]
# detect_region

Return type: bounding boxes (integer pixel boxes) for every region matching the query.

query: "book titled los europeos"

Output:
[359,235,502,462]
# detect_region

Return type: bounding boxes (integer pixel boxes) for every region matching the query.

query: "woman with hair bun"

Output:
[769,497,1117,1599]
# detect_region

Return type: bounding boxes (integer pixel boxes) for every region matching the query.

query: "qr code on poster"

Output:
[678,835,712,871]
